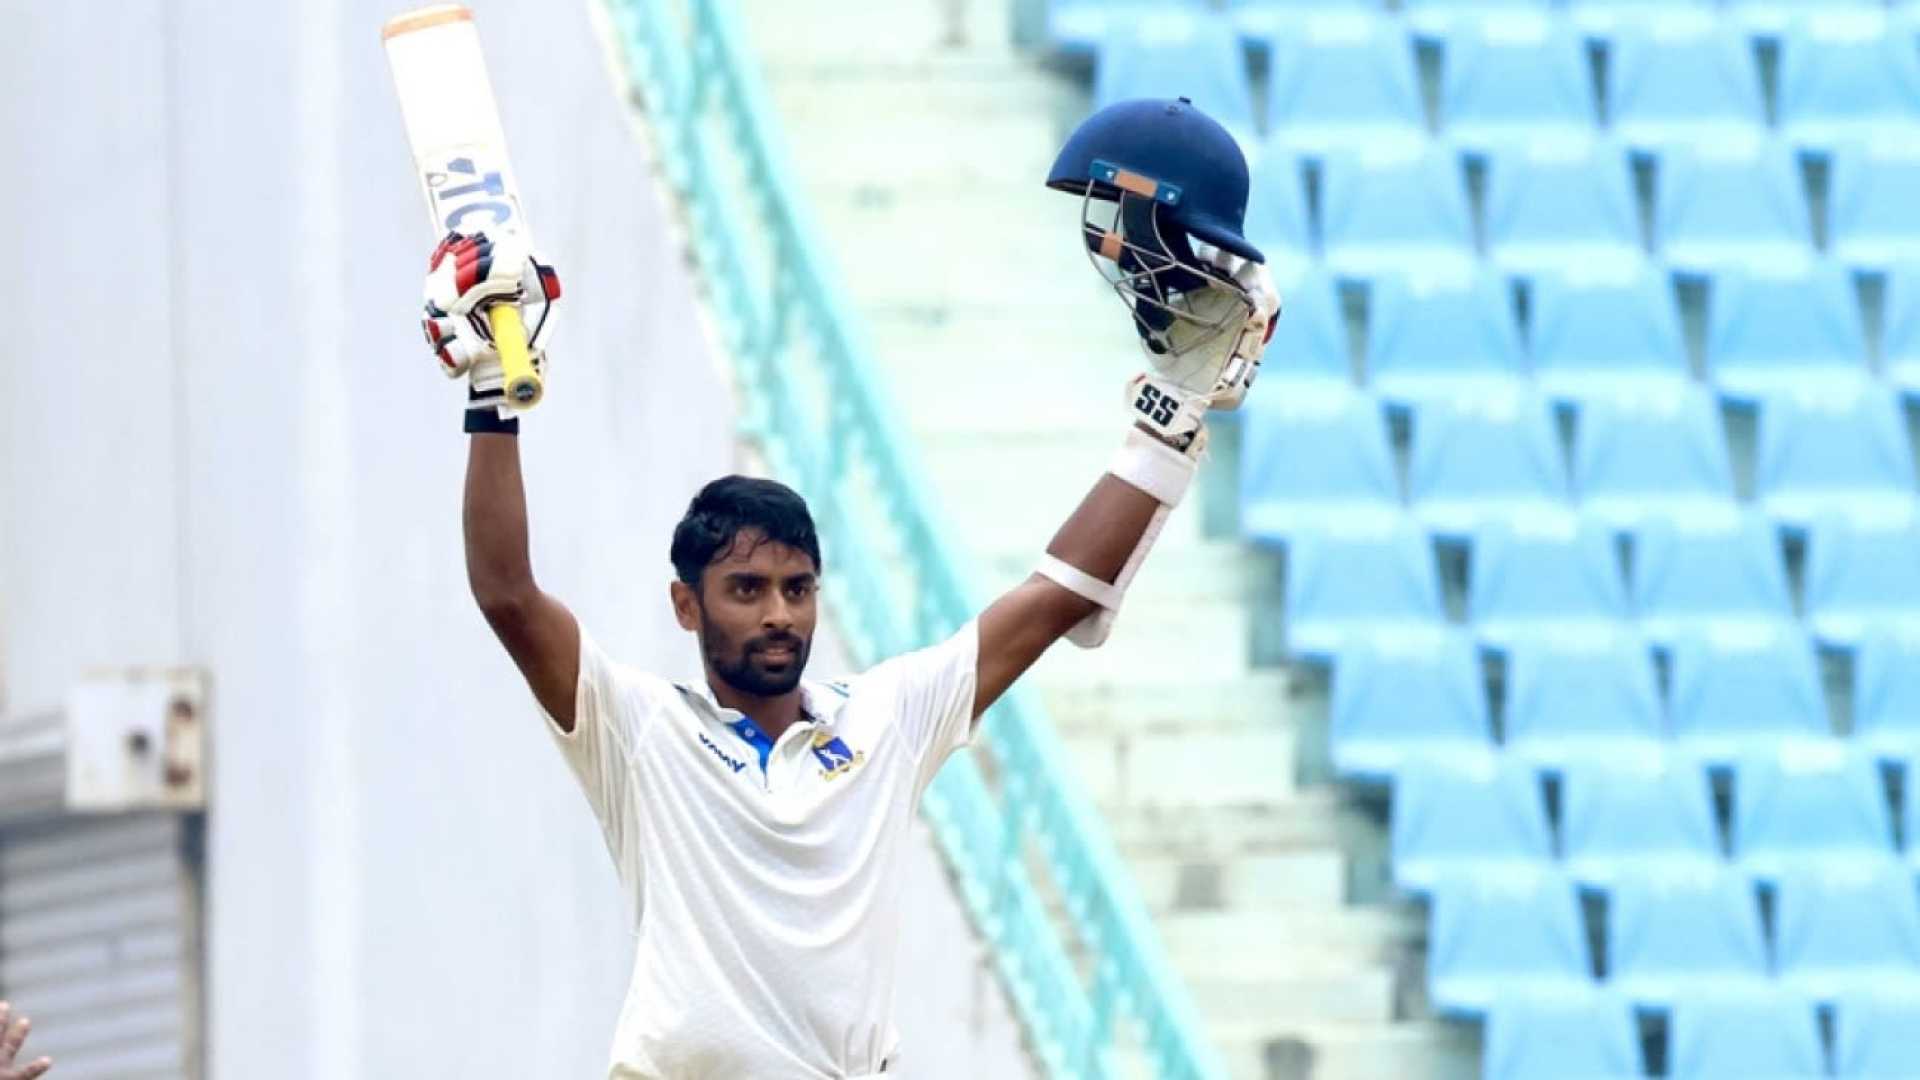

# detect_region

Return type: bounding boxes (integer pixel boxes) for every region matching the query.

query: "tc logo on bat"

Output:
[426,154,520,234]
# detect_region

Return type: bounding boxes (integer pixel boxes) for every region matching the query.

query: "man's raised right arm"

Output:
[464,431,581,730]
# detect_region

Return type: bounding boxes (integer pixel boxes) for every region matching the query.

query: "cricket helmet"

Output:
[1047,97,1264,378]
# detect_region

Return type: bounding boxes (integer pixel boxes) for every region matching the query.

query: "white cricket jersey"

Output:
[542,622,979,1079]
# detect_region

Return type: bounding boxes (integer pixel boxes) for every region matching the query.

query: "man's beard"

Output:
[706,625,810,697]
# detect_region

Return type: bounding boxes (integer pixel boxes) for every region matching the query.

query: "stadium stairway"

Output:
[745,4,1476,1078]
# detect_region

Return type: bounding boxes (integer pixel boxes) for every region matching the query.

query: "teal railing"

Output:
[596,2,1223,1076]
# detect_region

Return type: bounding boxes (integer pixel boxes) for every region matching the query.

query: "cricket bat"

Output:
[383,3,543,409]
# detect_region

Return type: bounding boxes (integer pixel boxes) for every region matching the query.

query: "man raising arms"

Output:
[427,98,1275,1078]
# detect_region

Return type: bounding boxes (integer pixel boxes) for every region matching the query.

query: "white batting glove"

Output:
[420,230,561,412]
[1129,251,1282,450]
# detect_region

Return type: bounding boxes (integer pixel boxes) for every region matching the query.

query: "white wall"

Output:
[0,1,1030,1076]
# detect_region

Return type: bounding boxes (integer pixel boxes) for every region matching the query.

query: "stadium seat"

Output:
[1228,1,1386,41]
[1569,0,1716,35]
[1605,12,1766,150]
[1733,743,1894,877]
[1777,12,1920,149]
[1241,148,1313,282]
[1482,142,1642,276]
[1562,760,1722,887]
[1283,515,1444,658]
[1390,755,1553,893]
[1775,861,1920,999]
[1503,634,1664,770]
[1468,516,1630,650]
[1403,0,1552,34]
[1241,390,1399,545]
[1835,989,1920,1078]
[1047,0,1208,55]
[1265,13,1426,158]
[1320,145,1476,283]
[1754,386,1916,530]
[1882,261,1920,395]
[1669,625,1830,763]
[1438,14,1598,153]
[1364,271,1525,408]
[1705,265,1869,400]
[1829,146,1920,270]
[1667,992,1827,1080]
[1093,14,1257,146]
[1529,267,1689,405]
[1408,390,1568,537]
[1241,268,1348,400]
[1607,867,1770,1004]
[1628,513,1793,649]
[1574,388,1737,532]
[1428,873,1593,1016]
[1329,631,1492,781]
[1852,630,1920,759]
[1654,142,1815,275]
[1483,990,1644,1080]
[1804,516,1920,649]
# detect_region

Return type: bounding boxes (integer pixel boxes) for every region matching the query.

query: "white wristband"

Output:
[1036,555,1121,609]
[1109,425,1199,507]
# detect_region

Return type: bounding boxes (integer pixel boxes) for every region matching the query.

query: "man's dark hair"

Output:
[669,475,822,586]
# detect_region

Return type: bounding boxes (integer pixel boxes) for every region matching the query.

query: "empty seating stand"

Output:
[1266,12,1426,158]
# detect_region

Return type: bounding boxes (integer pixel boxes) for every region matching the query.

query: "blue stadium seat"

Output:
[1283,515,1443,658]
[1776,862,1920,999]
[1265,13,1426,158]
[1667,992,1827,1080]
[1629,513,1793,649]
[1241,389,1399,545]
[1669,625,1830,763]
[1829,147,1920,270]
[1438,14,1598,153]
[1606,13,1766,150]
[1047,0,1208,55]
[1469,516,1630,650]
[1242,268,1348,399]
[1228,1,1386,39]
[1777,12,1920,149]
[1408,390,1568,537]
[1483,990,1645,1080]
[1321,146,1476,282]
[1804,516,1920,649]
[1093,14,1258,146]
[1881,261,1920,395]
[1574,388,1737,532]
[1329,632,1492,781]
[1608,868,1770,1004]
[1482,142,1642,276]
[1562,760,1722,887]
[1529,268,1689,405]
[1391,755,1553,893]
[1754,386,1915,530]
[1852,631,1920,759]
[1428,873,1593,1016]
[1403,0,1552,34]
[1242,148,1313,282]
[1835,989,1920,1078]
[1364,271,1525,408]
[1733,744,1894,877]
[1655,143,1815,275]
[1706,265,1868,400]
[1503,635,1664,770]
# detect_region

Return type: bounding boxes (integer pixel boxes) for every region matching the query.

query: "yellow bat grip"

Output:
[487,304,543,409]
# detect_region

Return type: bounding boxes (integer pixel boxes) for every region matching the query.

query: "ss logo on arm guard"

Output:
[1133,383,1178,426]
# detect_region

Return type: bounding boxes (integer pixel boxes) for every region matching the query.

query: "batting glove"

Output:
[420,230,561,413]
[1129,252,1281,451]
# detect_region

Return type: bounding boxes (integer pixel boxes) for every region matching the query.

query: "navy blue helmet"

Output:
[1047,97,1264,364]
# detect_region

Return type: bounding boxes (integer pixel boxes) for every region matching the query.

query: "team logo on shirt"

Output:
[810,730,865,780]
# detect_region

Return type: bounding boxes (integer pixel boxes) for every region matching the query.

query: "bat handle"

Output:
[487,304,543,409]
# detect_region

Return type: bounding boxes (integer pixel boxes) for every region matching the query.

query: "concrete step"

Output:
[1190,970,1397,1028]
[1126,848,1348,914]
[1117,1020,1479,1080]
[1042,668,1293,735]
[1161,907,1423,982]
[745,0,1018,69]
[1064,726,1297,809]
[1105,795,1384,860]
[1028,601,1250,684]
